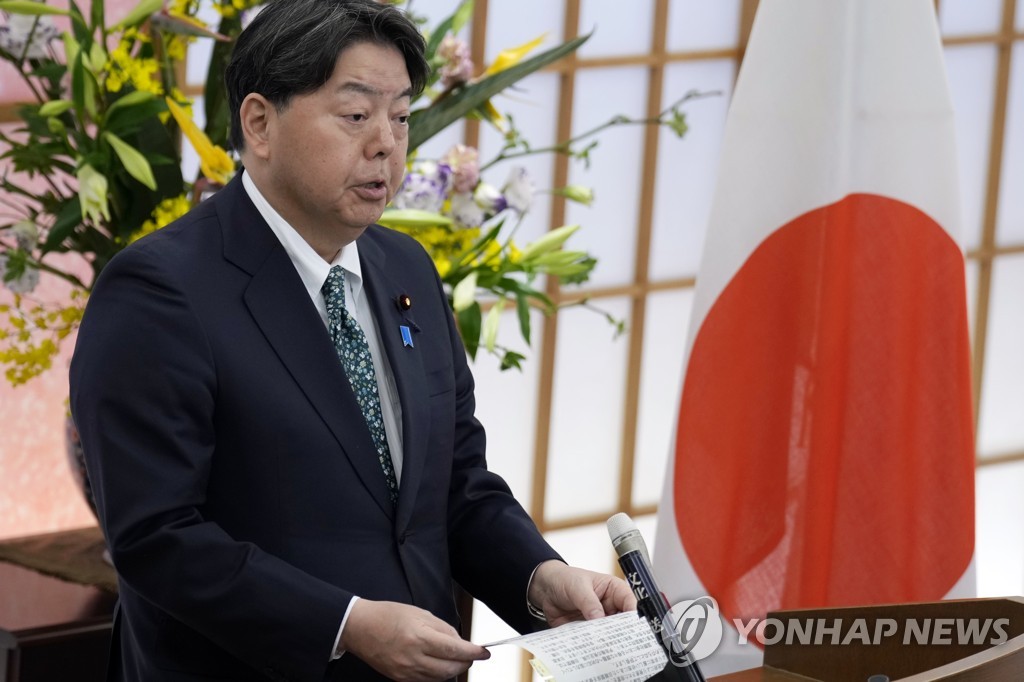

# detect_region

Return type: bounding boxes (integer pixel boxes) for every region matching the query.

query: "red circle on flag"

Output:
[674,193,975,626]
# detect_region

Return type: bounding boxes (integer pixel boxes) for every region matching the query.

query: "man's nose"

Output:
[367,116,397,159]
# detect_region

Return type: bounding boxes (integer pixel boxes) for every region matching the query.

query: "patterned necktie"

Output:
[322,265,398,505]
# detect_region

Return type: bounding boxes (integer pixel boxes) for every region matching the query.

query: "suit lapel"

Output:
[217,179,396,521]
[359,233,428,535]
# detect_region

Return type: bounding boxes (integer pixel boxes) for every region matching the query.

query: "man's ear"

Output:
[240,93,273,160]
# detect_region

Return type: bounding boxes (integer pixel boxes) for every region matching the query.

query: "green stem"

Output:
[28,258,88,290]
[0,46,46,104]
[480,89,719,171]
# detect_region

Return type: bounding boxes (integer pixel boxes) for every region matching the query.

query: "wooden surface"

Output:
[711,668,814,681]
[0,527,115,594]
[761,597,1024,682]
[0,532,116,682]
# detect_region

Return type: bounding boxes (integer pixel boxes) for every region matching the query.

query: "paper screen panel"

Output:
[944,45,998,251]
[543,522,616,576]
[471,308,544,507]
[577,0,653,58]
[484,0,564,65]
[546,298,631,522]
[977,254,1024,458]
[666,0,742,53]
[976,461,1024,597]
[939,0,1005,36]
[649,59,735,281]
[564,67,648,289]
[633,289,694,509]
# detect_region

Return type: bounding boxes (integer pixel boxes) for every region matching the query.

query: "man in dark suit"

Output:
[69,1,634,680]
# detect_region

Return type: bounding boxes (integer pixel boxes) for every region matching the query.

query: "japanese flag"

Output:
[653,0,975,673]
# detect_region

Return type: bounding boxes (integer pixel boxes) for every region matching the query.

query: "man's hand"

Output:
[341,599,489,682]
[528,560,638,628]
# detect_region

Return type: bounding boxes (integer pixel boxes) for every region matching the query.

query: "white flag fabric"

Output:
[653,0,976,674]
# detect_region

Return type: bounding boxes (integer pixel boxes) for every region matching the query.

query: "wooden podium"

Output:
[711,597,1024,681]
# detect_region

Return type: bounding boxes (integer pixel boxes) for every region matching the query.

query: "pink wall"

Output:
[0,0,162,540]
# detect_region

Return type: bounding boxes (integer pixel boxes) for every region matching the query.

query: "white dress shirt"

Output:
[241,171,404,660]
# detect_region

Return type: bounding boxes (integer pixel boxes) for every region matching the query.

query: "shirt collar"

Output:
[242,170,364,303]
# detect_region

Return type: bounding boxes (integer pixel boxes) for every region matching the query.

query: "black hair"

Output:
[225,0,428,152]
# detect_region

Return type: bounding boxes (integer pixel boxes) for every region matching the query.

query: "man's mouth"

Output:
[353,180,389,201]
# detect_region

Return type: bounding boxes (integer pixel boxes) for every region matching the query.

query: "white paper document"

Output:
[485,611,668,681]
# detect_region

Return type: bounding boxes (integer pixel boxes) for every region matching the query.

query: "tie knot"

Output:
[322,265,346,315]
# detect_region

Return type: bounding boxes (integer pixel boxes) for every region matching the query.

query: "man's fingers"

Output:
[570,582,606,620]
[420,626,490,662]
[343,599,489,680]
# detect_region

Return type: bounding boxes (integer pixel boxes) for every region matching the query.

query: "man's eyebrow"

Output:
[337,82,414,100]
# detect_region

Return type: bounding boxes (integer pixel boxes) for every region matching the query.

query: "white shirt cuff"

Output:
[330,596,360,661]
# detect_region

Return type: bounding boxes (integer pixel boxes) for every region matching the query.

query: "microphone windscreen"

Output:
[607,513,651,565]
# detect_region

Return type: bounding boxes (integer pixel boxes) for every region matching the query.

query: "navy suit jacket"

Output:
[69,176,560,681]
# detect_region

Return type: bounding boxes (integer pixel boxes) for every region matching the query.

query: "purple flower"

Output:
[392,161,454,213]
[473,182,507,215]
[450,192,485,228]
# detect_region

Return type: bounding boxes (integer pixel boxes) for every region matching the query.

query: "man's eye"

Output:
[396,115,410,125]
[345,114,366,122]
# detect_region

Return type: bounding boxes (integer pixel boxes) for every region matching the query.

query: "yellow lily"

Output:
[478,99,506,132]
[165,97,235,185]
[478,33,546,79]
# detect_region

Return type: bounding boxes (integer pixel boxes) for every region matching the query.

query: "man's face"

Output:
[259,41,412,255]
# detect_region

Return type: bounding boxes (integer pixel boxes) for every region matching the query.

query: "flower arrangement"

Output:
[0,0,695,382]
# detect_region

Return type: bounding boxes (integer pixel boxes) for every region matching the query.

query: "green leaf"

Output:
[106,90,156,116]
[90,0,104,33]
[499,350,525,371]
[1,249,28,283]
[456,302,481,359]
[377,208,453,230]
[558,255,597,285]
[519,224,580,261]
[482,298,504,353]
[38,100,73,117]
[203,12,243,149]
[113,0,163,30]
[68,44,86,118]
[104,97,167,136]
[42,197,82,252]
[449,0,473,36]
[409,32,590,152]
[0,1,69,16]
[515,292,531,345]
[104,132,157,190]
[455,221,503,269]
[667,110,688,138]
[67,0,90,40]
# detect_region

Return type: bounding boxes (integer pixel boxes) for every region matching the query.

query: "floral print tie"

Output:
[322,266,398,506]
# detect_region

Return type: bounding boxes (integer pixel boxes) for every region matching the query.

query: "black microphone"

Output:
[607,513,706,682]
